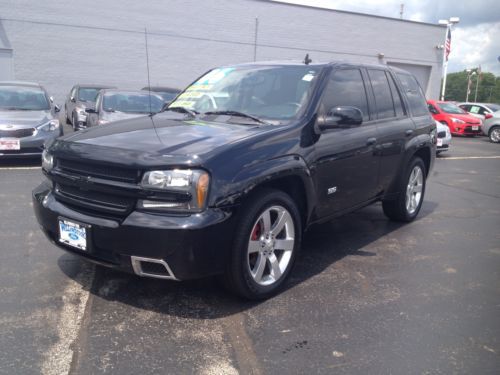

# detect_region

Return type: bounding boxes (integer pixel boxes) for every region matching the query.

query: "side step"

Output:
[130,256,178,280]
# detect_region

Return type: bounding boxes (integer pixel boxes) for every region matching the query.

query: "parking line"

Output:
[0,166,41,170]
[438,156,500,160]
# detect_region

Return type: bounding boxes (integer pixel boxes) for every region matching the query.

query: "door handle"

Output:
[405,129,414,136]
[366,137,377,146]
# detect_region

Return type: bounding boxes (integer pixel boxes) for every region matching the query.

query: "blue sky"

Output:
[275,0,500,75]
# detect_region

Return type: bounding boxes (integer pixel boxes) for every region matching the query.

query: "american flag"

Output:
[445,28,451,61]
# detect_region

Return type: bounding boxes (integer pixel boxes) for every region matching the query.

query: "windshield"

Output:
[437,102,466,114]
[0,86,50,111]
[102,92,164,113]
[78,88,101,102]
[169,65,321,124]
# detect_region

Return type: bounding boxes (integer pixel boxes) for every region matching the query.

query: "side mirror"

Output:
[70,96,76,103]
[54,105,61,113]
[85,108,97,114]
[318,106,363,130]
[428,107,439,115]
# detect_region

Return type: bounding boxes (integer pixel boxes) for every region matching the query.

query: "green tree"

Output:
[443,69,500,103]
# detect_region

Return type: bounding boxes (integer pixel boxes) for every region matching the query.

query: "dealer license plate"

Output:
[437,139,443,146]
[58,219,88,251]
[0,139,20,150]
[472,126,479,131]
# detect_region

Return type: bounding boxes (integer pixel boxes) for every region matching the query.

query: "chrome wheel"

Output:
[247,205,295,286]
[406,165,423,214]
[490,128,500,143]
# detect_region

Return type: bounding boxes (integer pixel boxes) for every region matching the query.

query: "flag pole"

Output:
[440,24,450,101]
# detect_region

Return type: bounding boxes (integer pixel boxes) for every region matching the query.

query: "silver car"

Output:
[86,89,165,127]
[482,110,500,143]
[458,102,500,123]
[435,120,452,154]
[0,81,61,158]
[65,84,115,130]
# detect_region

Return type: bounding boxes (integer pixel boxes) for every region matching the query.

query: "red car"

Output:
[427,100,482,136]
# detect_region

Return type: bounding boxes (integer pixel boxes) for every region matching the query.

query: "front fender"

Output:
[211,155,316,222]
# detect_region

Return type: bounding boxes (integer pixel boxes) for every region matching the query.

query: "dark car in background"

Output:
[0,81,61,158]
[65,84,115,130]
[33,61,435,299]
[141,86,181,103]
[85,89,165,127]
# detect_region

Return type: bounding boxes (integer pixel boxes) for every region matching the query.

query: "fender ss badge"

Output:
[327,186,337,195]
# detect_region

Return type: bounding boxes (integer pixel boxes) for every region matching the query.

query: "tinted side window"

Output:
[396,73,428,117]
[320,69,370,121]
[368,69,395,119]
[428,103,439,114]
[387,73,406,116]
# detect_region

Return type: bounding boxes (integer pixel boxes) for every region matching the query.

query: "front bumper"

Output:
[452,125,482,136]
[32,182,238,280]
[0,130,59,158]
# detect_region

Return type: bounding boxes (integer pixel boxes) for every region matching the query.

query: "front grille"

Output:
[465,126,481,132]
[466,121,480,125]
[0,128,35,138]
[55,183,136,217]
[437,131,446,138]
[57,158,139,183]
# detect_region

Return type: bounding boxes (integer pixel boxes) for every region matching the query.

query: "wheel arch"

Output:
[213,155,316,228]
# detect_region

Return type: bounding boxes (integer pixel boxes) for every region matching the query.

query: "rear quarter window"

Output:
[396,73,428,117]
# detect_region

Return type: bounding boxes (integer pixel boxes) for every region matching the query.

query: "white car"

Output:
[458,102,500,124]
[435,120,452,154]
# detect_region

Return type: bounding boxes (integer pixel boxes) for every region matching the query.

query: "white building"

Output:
[0,0,445,102]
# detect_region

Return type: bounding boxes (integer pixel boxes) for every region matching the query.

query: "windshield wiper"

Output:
[161,105,198,117]
[203,110,268,125]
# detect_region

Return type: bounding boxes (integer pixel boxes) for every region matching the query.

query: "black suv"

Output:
[33,62,436,299]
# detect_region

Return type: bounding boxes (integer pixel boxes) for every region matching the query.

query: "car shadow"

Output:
[58,201,438,319]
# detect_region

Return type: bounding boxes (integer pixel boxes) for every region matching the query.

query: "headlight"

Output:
[39,119,60,132]
[138,169,210,212]
[450,117,465,124]
[41,149,54,171]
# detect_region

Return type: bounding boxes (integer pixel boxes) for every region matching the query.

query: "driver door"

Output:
[313,68,379,219]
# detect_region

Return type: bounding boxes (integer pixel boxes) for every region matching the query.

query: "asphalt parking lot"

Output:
[1,127,499,374]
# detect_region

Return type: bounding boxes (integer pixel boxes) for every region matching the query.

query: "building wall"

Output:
[0,0,445,103]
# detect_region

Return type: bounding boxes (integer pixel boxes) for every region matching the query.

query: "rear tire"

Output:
[223,188,302,300]
[383,157,426,222]
[489,126,500,143]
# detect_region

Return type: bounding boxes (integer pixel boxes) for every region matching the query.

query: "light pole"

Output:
[439,17,460,101]
[466,70,476,102]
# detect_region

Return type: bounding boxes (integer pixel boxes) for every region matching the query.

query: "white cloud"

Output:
[449,23,500,75]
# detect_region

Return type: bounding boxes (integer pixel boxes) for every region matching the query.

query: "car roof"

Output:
[220,60,409,73]
[141,86,180,93]
[100,89,163,96]
[76,84,116,89]
[0,81,43,88]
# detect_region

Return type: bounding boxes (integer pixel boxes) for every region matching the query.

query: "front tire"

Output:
[383,157,426,222]
[223,189,302,300]
[489,126,500,143]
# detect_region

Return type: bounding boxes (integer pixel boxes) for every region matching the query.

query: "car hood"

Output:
[54,113,269,166]
[0,110,53,129]
[446,113,481,123]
